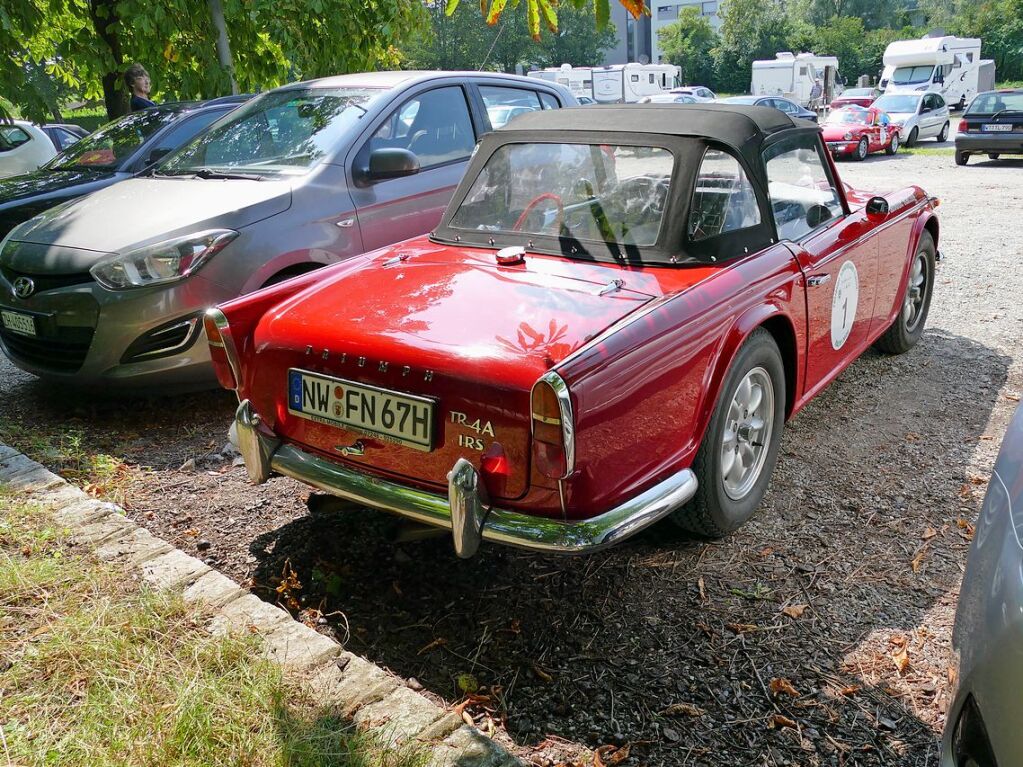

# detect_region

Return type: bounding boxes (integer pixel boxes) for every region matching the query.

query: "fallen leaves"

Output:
[768,713,798,729]
[416,637,447,655]
[890,635,911,674]
[956,518,976,540]
[697,576,706,602]
[531,662,554,683]
[594,743,631,766]
[769,678,800,698]
[910,544,929,573]
[781,604,808,619]
[838,684,861,696]
[921,527,938,540]
[726,622,759,634]
[274,560,302,612]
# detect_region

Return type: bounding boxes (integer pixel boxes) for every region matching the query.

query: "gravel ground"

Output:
[2,149,1022,766]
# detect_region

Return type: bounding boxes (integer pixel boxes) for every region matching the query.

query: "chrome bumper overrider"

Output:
[233,400,698,558]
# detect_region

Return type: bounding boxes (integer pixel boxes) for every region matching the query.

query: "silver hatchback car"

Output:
[0,71,573,389]
[942,403,1023,765]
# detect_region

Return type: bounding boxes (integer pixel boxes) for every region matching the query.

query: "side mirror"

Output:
[865,196,890,217]
[367,148,420,181]
[146,147,172,166]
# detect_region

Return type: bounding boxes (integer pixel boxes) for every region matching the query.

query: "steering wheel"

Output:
[513,192,564,232]
[613,176,670,218]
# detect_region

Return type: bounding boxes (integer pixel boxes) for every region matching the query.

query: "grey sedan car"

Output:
[0,71,573,389]
[942,403,1023,765]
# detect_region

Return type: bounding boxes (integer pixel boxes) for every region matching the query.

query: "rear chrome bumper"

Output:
[233,400,698,558]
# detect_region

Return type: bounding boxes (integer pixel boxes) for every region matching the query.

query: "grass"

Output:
[900,145,956,156]
[0,418,133,505]
[0,493,428,767]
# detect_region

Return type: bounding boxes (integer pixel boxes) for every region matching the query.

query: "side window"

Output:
[150,110,225,156]
[56,128,81,150]
[479,85,542,129]
[688,148,761,241]
[764,136,843,242]
[364,86,475,170]
[0,126,31,151]
[539,92,560,110]
[934,94,946,109]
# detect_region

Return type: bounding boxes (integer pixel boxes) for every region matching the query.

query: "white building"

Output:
[651,1,723,66]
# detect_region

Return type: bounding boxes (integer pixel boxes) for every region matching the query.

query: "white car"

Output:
[872,91,951,146]
[0,121,58,178]
[671,86,716,103]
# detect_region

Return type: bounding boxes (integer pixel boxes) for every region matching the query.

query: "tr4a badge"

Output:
[449,410,494,451]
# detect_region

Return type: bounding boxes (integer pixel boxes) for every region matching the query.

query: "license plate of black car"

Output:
[0,309,36,336]
[287,369,435,451]
[982,124,1012,132]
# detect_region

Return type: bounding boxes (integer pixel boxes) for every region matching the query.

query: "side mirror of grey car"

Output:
[146,147,172,166]
[367,148,421,181]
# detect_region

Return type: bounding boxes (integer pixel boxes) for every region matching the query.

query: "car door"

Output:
[920,94,942,137]
[763,133,879,396]
[0,126,51,177]
[350,84,478,252]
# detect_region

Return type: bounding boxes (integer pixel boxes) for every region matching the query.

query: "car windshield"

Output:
[45,109,179,170]
[841,88,874,97]
[967,92,1023,115]
[891,66,934,85]
[825,110,867,125]
[873,94,920,114]
[158,87,380,178]
[450,142,673,249]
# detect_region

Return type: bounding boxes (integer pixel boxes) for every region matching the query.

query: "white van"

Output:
[880,35,994,109]
[528,63,680,103]
[751,53,842,108]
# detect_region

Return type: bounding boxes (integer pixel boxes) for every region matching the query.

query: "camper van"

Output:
[880,35,994,109]
[528,63,680,104]
[751,53,842,108]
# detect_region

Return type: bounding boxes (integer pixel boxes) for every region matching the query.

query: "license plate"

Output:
[983,124,1012,132]
[287,369,435,451]
[1,310,36,336]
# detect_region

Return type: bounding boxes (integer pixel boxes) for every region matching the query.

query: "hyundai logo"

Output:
[12,277,35,299]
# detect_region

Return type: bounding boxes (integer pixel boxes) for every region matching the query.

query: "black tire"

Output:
[955,151,969,166]
[874,231,936,355]
[937,122,950,142]
[855,136,869,161]
[670,328,786,538]
[885,132,900,155]
[988,153,1000,161]
[907,127,919,147]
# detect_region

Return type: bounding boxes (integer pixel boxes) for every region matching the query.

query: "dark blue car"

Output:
[0,96,248,237]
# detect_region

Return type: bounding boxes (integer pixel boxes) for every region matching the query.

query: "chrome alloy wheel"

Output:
[902,250,930,332]
[720,367,775,501]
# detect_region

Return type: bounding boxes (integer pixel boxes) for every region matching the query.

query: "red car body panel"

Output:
[823,107,902,157]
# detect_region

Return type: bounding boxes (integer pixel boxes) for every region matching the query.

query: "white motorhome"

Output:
[528,63,680,104]
[879,35,993,109]
[751,53,842,108]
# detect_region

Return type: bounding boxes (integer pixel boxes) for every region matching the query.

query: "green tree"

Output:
[713,0,792,92]
[3,0,423,123]
[657,7,717,86]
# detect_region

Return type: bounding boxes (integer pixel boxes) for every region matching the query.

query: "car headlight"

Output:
[90,229,238,290]
[844,132,853,140]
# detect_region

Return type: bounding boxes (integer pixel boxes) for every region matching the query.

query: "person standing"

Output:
[124,63,156,111]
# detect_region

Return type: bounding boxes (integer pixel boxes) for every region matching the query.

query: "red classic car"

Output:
[206,105,939,558]
[829,87,880,110]
[823,106,902,160]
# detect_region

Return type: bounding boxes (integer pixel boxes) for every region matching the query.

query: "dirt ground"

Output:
[2,149,1021,766]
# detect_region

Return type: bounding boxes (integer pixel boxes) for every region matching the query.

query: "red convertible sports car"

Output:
[207,105,939,558]
[823,106,902,160]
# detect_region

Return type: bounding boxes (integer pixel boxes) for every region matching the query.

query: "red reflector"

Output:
[480,442,510,498]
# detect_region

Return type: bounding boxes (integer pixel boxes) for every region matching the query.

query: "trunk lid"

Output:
[245,239,660,500]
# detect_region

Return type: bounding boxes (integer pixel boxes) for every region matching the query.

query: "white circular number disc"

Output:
[830,260,859,350]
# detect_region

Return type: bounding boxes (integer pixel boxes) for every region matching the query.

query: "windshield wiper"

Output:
[193,167,263,181]
[990,109,1023,120]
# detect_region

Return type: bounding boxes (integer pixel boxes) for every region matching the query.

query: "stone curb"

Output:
[0,444,522,766]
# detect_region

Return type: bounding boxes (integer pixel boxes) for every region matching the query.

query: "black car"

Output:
[40,123,89,151]
[718,95,819,123]
[955,89,1023,165]
[0,96,248,237]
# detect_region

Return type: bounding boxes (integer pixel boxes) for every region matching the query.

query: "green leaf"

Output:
[486,0,507,24]
[595,0,610,29]
[526,0,540,39]
[537,0,558,33]
[445,0,461,15]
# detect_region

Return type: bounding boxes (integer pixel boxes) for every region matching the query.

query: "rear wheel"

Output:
[670,329,786,538]
[907,127,919,147]
[955,151,969,166]
[855,136,869,161]
[885,132,900,155]
[937,122,950,142]
[874,231,935,355]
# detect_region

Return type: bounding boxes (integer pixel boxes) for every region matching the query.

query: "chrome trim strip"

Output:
[205,307,242,399]
[234,400,698,557]
[530,370,575,477]
[127,317,201,360]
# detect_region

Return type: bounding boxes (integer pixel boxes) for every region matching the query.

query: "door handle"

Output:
[807,274,831,287]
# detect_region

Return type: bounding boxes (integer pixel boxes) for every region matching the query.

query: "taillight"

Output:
[530,373,574,479]
[203,308,238,390]
[958,121,970,133]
